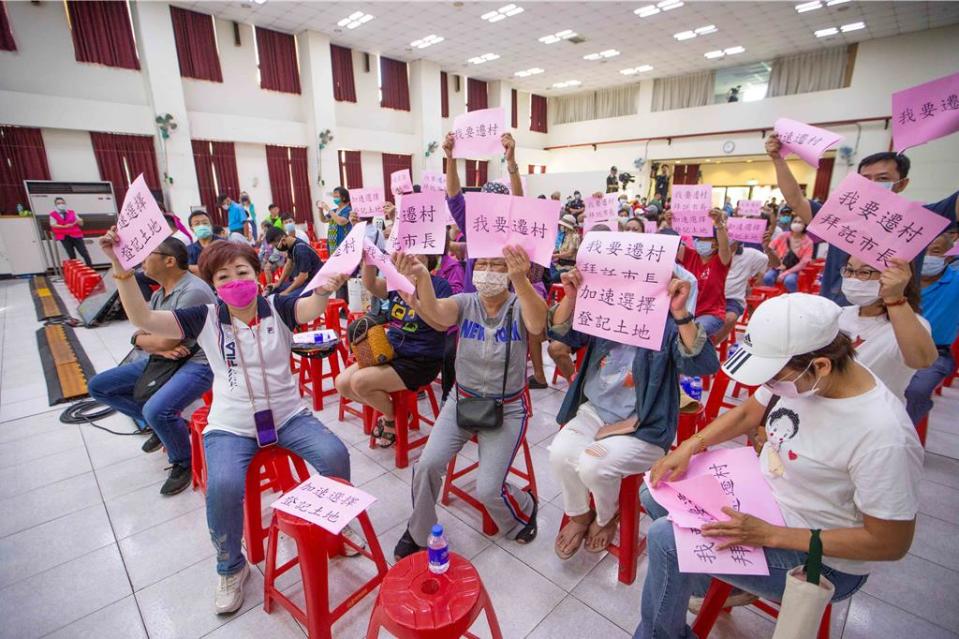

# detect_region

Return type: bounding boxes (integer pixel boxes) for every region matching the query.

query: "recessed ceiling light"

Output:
[514,67,544,77]
[539,29,577,44]
[468,53,500,64]
[337,11,374,29]
[840,21,865,31]
[695,25,717,35]
[674,25,717,41]
[482,4,524,23]
[704,50,724,59]
[620,65,654,75]
[826,0,850,5]
[410,34,445,49]
[815,27,839,37]
[674,31,696,41]
[583,49,620,61]
[658,0,684,10]
[724,46,745,55]
[552,80,582,88]
[634,4,660,17]
[253,0,266,4]
[795,1,822,13]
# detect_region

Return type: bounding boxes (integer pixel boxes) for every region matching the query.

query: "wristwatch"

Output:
[674,314,695,325]
[130,334,140,348]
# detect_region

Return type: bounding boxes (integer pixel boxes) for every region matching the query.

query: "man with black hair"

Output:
[606,166,619,193]
[219,194,249,238]
[87,237,215,496]
[767,137,958,303]
[267,203,284,229]
[186,210,221,275]
[265,225,321,297]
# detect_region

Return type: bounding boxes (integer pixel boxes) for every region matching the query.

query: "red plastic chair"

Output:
[547,283,566,306]
[263,495,388,639]
[551,346,587,384]
[366,387,441,469]
[692,578,832,638]
[188,405,210,492]
[243,448,311,564]
[676,404,707,447]
[297,350,341,411]
[703,370,758,423]
[934,337,959,395]
[365,552,503,639]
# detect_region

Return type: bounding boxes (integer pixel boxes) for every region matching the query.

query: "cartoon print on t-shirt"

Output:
[765,407,800,478]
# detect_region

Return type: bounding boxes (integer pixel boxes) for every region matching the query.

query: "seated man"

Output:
[87,238,216,495]
[186,210,221,276]
[264,226,322,298]
[282,216,310,243]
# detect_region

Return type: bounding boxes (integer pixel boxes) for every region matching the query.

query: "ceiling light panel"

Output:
[795,1,822,13]
[482,4,524,23]
[337,11,374,29]
[815,26,839,37]
[514,67,544,77]
[620,64,654,75]
[674,24,717,41]
[552,80,582,88]
[468,53,500,64]
[634,4,660,18]
[410,34,444,49]
[583,49,620,60]
[539,29,577,44]
[841,21,865,31]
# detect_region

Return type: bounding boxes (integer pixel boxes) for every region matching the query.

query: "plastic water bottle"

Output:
[427,524,450,574]
[679,375,691,398]
[688,376,703,402]
[728,342,741,359]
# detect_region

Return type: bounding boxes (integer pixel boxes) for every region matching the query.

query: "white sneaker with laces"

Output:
[687,590,757,614]
[214,563,250,615]
[341,525,367,557]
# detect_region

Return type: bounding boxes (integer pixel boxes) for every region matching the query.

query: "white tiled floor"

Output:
[1,277,958,638]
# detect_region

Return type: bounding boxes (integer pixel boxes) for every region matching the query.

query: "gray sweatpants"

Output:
[408,393,535,545]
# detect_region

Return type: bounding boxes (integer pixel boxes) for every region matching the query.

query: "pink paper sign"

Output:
[647,473,733,529]
[643,219,658,234]
[808,172,950,271]
[584,194,619,232]
[393,192,448,254]
[463,192,561,267]
[421,170,447,193]
[363,238,415,294]
[671,185,714,237]
[390,169,413,196]
[674,525,768,576]
[946,243,959,257]
[303,222,366,293]
[270,475,376,535]
[726,217,767,244]
[452,107,506,158]
[350,188,386,218]
[685,446,786,527]
[737,200,763,217]
[572,231,680,351]
[114,174,172,270]
[773,118,842,168]
[892,71,959,152]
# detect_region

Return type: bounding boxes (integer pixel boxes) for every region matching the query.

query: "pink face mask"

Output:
[216,279,258,307]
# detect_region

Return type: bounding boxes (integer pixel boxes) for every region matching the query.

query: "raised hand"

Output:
[315,273,348,297]
[442,131,455,158]
[765,133,783,159]
[98,225,121,265]
[879,258,912,303]
[667,277,691,316]
[560,268,583,297]
[502,245,531,282]
[501,132,516,160]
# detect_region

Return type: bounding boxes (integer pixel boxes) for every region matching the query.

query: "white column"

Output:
[488,81,513,180]
[409,60,443,180]
[299,31,339,230]
[128,1,201,221]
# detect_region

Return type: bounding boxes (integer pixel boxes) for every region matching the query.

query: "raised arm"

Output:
[881,259,938,369]
[551,268,581,328]
[394,252,459,330]
[443,132,462,198]
[710,208,732,266]
[293,273,345,325]
[765,134,813,225]
[504,246,546,335]
[361,262,388,300]
[502,134,522,197]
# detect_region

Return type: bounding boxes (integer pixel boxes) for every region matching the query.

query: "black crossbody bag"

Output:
[133,346,200,402]
[456,303,515,432]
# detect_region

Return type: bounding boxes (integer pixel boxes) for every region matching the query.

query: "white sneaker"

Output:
[341,525,367,557]
[688,590,757,614]
[214,563,250,615]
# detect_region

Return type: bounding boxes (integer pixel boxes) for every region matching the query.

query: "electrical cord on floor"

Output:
[60,399,142,436]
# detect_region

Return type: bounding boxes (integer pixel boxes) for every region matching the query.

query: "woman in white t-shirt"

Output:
[838,256,937,401]
[633,294,923,639]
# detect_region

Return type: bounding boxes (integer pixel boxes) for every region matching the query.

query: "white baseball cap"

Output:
[722,294,842,386]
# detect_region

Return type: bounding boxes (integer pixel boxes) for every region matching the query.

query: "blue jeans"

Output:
[763,268,798,293]
[203,412,350,575]
[633,485,867,639]
[905,351,955,425]
[87,359,213,466]
[695,314,724,337]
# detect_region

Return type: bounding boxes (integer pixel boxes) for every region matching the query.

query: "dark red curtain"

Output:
[170,6,222,82]
[511,89,518,128]
[289,146,311,225]
[0,1,16,51]
[338,150,363,189]
[380,56,410,111]
[812,157,835,202]
[465,160,488,187]
[191,140,219,224]
[440,71,450,118]
[467,78,488,112]
[0,127,51,214]
[381,153,412,203]
[266,145,293,218]
[67,1,140,70]
[256,27,301,94]
[672,164,700,186]
[210,141,240,204]
[90,132,159,204]
[530,94,548,133]
[330,44,356,102]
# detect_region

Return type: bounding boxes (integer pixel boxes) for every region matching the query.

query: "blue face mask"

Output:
[284,223,296,233]
[332,198,342,206]
[780,215,792,225]
[921,255,947,277]
[694,239,715,257]
[193,224,213,239]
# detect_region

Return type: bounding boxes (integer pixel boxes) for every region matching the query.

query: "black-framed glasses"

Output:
[840,266,881,280]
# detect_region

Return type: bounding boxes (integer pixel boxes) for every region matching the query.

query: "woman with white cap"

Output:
[550,213,581,283]
[633,293,922,639]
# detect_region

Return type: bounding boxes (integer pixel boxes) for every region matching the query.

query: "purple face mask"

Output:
[216,279,258,307]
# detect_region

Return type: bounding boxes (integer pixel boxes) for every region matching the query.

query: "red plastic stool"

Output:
[263,499,389,639]
[560,472,647,584]
[676,404,707,447]
[367,386,441,469]
[551,346,586,384]
[547,283,566,306]
[692,578,832,638]
[202,390,213,406]
[366,552,503,639]
[243,448,311,564]
[703,370,757,423]
[298,350,342,411]
[917,414,929,447]
[188,405,210,492]
[441,433,538,536]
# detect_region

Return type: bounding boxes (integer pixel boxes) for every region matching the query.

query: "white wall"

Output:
[41,129,100,182]
[234,142,273,214]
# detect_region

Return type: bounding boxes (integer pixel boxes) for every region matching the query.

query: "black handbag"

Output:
[456,303,515,432]
[133,346,199,402]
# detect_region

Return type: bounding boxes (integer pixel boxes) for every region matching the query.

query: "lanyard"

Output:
[230,315,272,414]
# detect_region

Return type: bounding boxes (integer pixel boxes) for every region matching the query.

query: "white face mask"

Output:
[765,363,822,399]
[790,222,805,233]
[841,277,882,306]
[472,270,509,297]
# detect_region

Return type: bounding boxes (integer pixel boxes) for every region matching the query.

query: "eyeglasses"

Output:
[150,251,175,259]
[840,266,881,280]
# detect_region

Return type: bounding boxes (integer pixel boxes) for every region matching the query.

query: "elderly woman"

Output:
[390,246,546,559]
[97,232,355,616]
[634,294,922,638]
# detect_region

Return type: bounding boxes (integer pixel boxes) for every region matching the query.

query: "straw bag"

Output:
[347,314,394,368]
[772,530,835,639]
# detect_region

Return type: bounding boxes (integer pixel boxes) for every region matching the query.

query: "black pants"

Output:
[60,236,92,267]
[441,332,457,401]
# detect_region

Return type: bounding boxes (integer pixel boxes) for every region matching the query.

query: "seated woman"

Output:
[334,254,452,447]
[678,209,732,337]
[96,233,354,616]
[838,256,936,402]
[634,294,922,638]
[390,247,545,559]
[763,217,813,292]
[548,268,719,558]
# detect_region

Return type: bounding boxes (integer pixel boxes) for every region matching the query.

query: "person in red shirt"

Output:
[678,208,731,338]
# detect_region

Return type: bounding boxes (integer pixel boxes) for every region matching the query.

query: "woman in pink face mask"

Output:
[98,228,359,616]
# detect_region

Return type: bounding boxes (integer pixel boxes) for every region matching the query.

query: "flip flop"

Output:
[554,516,593,560]
[585,513,620,553]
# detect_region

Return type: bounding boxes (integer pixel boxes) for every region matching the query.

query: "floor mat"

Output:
[29,275,67,321]
[36,324,97,405]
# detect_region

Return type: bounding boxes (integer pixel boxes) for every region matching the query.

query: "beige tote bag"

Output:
[772,530,835,639]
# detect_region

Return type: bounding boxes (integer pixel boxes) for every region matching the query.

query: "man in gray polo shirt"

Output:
[88,238,216,495]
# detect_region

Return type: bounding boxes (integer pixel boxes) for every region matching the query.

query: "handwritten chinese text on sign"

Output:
[584,194,619,232]
[464,192,561,268]
[393,192,448,255]
[726,217,767,244]
[671,185,714,238]
[892,71,959,152]
[572,231,680,351]
[303,222,366,293]
[349,188,386,218]
[736,199,763,217]
[363,238,415,294]
[807,172,950,271]
[271,475,377,535]
[114,174,173,270]
[452,107,507,159]
[773,118,842,168]
[390,169,414,196]
[421,170,447,193]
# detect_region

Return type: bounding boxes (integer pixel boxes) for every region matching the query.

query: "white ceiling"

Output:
[177,1,959,94]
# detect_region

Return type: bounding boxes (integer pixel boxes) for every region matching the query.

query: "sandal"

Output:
[585,513,621,553]
[393,529,425,562]
[554,513,593,560]
[371,416,386,439]
[513,490,538,545]
[376,420,397,448]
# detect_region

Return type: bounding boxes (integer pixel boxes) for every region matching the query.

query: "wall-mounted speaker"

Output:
[363,52,370,73]
[233,21,241,46]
